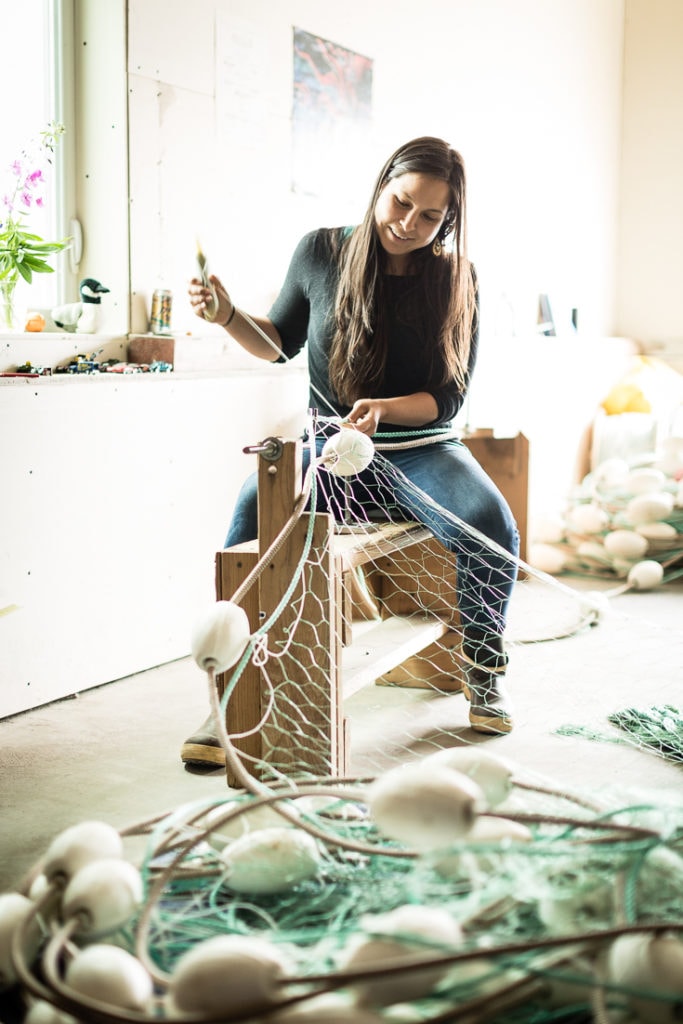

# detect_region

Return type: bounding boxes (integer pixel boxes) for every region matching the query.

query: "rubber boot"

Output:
[461,634,513,735]
[180,713,226,772]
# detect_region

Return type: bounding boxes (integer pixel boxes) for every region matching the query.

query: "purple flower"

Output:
[0,121,68,288]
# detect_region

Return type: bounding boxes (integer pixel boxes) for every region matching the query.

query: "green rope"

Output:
[607,705,683,763]
[554,724,628,747]
[373,426,460,439]
[556,706,683,765]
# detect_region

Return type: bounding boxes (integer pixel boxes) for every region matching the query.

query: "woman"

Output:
[184,137,519,770]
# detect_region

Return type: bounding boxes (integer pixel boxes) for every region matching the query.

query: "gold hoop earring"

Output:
[432,238,442,256]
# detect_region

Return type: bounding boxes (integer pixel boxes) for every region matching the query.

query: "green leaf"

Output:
[16,262,33,283]
[25,261,55,275]
[21,255,51,272]
[28,239,70,254]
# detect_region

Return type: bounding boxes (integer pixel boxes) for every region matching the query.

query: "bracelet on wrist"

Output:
[224,303,237,327]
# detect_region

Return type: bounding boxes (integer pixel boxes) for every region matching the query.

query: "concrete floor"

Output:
[1,575,681,894]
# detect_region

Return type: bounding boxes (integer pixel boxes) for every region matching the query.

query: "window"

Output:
[0,0,75,313]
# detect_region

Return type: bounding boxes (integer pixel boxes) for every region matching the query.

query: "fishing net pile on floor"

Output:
[3,419,683,1024]
[5,762,683,1023]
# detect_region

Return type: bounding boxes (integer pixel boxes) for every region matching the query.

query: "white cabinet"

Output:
[0,368,308,718]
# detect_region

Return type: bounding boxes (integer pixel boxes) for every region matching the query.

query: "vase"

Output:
[1,279,20,331]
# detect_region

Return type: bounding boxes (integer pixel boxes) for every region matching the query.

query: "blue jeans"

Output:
[225,436,519,665]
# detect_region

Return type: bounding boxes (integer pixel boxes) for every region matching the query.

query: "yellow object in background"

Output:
[602,382,651,415]
[601,355,682,415]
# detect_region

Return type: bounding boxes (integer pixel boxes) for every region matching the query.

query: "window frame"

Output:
[51,0,78,307]
[0,0,76,317]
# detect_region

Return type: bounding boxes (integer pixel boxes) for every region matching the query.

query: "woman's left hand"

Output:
[346,398,385,436]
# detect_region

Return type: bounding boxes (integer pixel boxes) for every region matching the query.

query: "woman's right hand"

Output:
[188,274,233,326]
[346,398,385,435]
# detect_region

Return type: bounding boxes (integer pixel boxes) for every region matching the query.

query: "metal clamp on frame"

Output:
[242,437,284,462]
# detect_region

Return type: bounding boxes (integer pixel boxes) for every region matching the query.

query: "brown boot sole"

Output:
[181,741,226,769]
[462,682,513,734]
[468,711,513,735]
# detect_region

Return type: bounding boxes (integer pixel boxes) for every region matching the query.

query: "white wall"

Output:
[72,0,681,354]
[618,0,683,349]
[120,0,625,342]
[121,0,637,524]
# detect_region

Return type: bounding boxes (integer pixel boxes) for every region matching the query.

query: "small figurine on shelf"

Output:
[16,361,51,375]
[0,361,51,377]
[54,350,103,374]
[52,278,110,333]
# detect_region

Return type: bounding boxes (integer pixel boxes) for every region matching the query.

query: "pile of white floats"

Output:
[4,749,683,1024]
[530,435,683,589]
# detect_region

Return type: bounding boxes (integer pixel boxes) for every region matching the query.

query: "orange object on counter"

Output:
[25,311,46,332]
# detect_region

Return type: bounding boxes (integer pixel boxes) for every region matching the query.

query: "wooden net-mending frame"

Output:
[214,431,528,787]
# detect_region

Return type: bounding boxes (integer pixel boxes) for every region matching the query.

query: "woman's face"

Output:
[373,171,451,273]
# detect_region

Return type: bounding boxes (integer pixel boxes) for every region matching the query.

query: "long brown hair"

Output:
[328,137,476,406]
